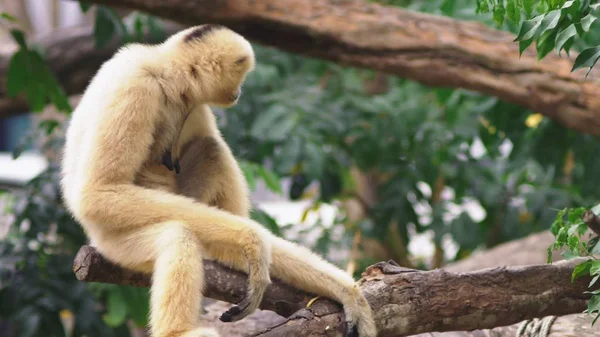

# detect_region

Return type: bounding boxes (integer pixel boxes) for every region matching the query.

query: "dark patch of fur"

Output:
[190,66,198,78]
[184,24,225,42]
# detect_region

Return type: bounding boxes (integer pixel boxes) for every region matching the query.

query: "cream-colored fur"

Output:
[60,25,376,337]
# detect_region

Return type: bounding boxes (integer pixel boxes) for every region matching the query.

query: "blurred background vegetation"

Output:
[1,0,600,336]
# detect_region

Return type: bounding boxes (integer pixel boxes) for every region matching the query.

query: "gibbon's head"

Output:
[163,24,256,108]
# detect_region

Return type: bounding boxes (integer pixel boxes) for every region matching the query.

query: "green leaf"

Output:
[523,0,535,17]
[538,10,562,34]
[506,0,521,24]
[590,274,600,287]
[103,289,128,327]
[581,13,597,32]
[589,294,600,314]
[536,29,557,60]
[251,209,281,236]
[557,226,568,245]
[134,14,144,41]
[547,246,553,263]
[303,142,325,180]
[6,50,27,97]
[250,105,294,141]
[38,119,60,135]
[1,12,17,22]
[477,0,491,13]
[79,1,92,13]
[10,29,26,48]
[519,38,535,56]
[591,261,600,275]
[514,15,544,41]
[146,16,165,41]
[555,24,577,53]
[94,7,116,48]
[572,259,593,282]
[567,234,580,253]
[240,162,258,191]
[257,166,282,194]
[119,287,149,327]
[493,4,506,25]
[571,46,600,76]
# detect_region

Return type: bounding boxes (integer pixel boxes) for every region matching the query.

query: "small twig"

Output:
[582,210,600,236]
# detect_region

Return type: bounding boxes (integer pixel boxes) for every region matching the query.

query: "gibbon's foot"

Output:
[219,279,269,322]
[218,294,261,322]
[179,327,220,337]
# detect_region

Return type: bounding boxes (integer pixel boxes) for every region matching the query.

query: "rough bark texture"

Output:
[52,0,598,138]
[74,245,595,337]
[409,313,600,337]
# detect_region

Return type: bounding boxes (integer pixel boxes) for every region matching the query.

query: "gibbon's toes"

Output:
[219,305,241,322]
[181,327,221,337]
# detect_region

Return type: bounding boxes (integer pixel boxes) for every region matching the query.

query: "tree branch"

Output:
[73,245,313,318]
[75,0,600,137]
[73,245,595,337]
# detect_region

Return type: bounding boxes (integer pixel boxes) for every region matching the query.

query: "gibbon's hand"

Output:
[162,149,181,174]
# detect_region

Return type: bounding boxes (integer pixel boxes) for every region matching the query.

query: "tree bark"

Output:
[409,313,600,337]
[74,245,595,337]
[75,0,599,138]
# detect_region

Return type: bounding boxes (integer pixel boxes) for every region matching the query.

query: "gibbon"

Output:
[60,24,377,337]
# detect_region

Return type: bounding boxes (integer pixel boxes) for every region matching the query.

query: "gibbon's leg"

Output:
[97,222,219,337]
[82,184,272,323]
[175,141,376,336]
[176,135,250,217]
[173,128,376,335]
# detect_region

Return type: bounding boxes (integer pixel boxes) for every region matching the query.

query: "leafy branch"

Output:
[477,0,600,75]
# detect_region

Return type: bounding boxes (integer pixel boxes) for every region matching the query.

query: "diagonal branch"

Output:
[77,0,600,137]
[74,245,596,337]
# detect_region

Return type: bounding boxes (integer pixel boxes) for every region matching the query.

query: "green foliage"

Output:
[547,205,600,325]
[476,0,600,75]
[3,23,71,114]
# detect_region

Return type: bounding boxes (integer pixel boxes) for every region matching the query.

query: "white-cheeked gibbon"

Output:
[60,24,377,337]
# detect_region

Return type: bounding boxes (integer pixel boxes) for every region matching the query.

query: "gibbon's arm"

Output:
[172,105,251,217]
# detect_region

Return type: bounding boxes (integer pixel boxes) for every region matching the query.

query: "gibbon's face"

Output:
[178,25,256,108]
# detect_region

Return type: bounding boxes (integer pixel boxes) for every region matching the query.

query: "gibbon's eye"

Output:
[235,57,247,65]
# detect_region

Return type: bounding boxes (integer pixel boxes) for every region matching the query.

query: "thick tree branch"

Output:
[72,0,600,137]
[73,245,313,318]
[74,245,595,337]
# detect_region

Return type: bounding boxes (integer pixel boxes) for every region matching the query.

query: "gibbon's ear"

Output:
[183,24,227,43]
